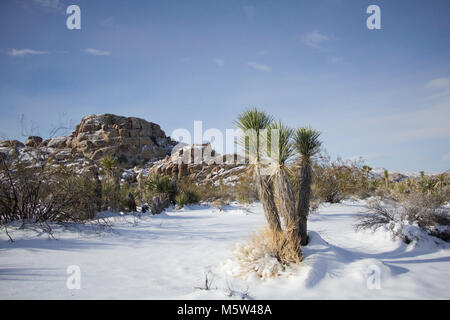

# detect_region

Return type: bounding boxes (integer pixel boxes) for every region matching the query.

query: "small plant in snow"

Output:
[195,269,215,291]
[224,280,251,299]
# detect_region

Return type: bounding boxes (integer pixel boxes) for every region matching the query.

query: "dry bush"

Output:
[233,173,258,204]
[175,190,199,208]
[441,184,450,204]
[55,170,100,221]
[232,226,303,279]
[101,180,138,212]
[355,201,398,232]
[148,194,170,214]
[355,193,450,242]
[311,154,369,204]
[0,150,101,227]
[143,173,178,203]
[179,179,219,202]
[401,193,450,231]
[101,180,123,211]
[309,183,324,213]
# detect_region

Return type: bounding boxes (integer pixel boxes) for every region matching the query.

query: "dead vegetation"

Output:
[232,226,303,279]
[355,193,450,243]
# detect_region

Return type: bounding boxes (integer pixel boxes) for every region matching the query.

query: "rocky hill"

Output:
[49,114,176,165]
[1,114,176,168]
[0,114,247,184]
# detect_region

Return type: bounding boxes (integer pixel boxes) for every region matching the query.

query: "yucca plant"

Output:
[435,173,447,195]
[293,127,322,245]
[384,169,389,190]
[235,108,273,163]
[175,190,199,208]
[266,122,302,258]
[102,155,116,177]
[235,108,281,233]
[145,174,178,203]
[266,121,296,225]
[101,155,120,190]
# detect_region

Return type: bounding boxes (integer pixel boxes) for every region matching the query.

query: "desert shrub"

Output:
[312,154,369,203]
[233,173,258,204]
[380,172,449,204]
[232,226,303,279]
[401,193,450,230]
[441,184,450,204]
[175,190,199,208]
[144,174,178,203]
[101,180,138,212]
[119,183,138,211]
[0,151,100,226]
[101,180,121,211]
[101,155,117,173]
[54,172,100,221]
[355,193,450,243]
[104,114,115,126]
[308,186,323,213]
[179,179,224,202]
[148,195,170,214]
[355,200,398,232]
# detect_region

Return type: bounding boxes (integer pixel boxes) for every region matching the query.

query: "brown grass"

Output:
[232,225,303,279]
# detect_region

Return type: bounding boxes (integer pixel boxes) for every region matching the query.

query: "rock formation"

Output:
[0,114,248,188]
[144,143,247,185]
[43,114,177,166]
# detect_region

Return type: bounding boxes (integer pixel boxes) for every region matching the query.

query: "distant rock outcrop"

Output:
[145,143,248,185]
[25,136,43,147]
[39,114,177,166]
[0,114,178,175]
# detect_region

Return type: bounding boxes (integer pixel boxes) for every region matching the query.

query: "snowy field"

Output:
[1,201,449,300]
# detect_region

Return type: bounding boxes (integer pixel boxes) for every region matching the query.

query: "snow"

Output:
[1,201,449,299]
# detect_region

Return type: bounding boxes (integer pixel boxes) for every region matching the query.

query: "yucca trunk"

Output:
[254,168,282,234]
[275,168,302,253]
[296,161,312,246]
[274,169,295,223]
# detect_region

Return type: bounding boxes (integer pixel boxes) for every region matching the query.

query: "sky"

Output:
[0,0,449,172]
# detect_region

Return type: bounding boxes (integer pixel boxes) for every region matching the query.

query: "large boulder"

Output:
[25,136,43,147]
[0,140,25,148]
[146,143,247,185]
[69,114,177,167]
[45,136,68,149]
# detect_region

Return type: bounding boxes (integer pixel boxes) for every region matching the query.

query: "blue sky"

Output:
[1,0,449,172]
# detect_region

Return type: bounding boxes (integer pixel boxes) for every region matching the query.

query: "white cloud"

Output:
[426,77,450,98]
[365,95,450,144]
[85,48,111,56]
[247,62,271,72]
[330,56,343,63]
[7,49,48,56]
[243,6,255,18]
[442,154,450,162]
[32,0,60,9]
[303,30,329,48]
[213,58,224,66]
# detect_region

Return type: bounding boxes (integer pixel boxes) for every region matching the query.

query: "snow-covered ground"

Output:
[1,201,449,299]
